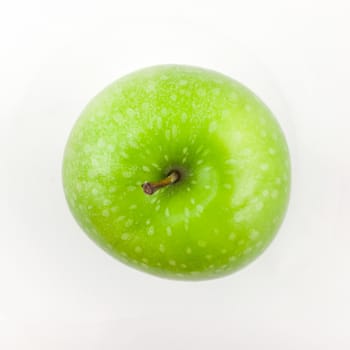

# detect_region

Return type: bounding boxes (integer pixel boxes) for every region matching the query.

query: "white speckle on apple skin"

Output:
[196,205,203,214]
[169,260,176,266]
[271,190,279,198]
[234,213,244,223]
[208,121,217,132]
[249,230,260,240]
[135,246,142,253]
[102,209,110,217]
[245,104,253,112]
[125,219,133,227]
[244,247,252,255]
[255,202,264,211]
[147,226,155,236]
[260,163,269,171]
[152,163,161,169]
[229,233,236,240]
[198,240,207,248]
[121,233,130,241]
[103,199,112,206]
[166,227,172,236]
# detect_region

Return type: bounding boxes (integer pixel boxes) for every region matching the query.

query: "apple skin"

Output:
[62,65,290,280]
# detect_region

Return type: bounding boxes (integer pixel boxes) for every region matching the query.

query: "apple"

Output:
[62,65,290,280]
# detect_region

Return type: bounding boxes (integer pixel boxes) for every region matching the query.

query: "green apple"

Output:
[62,65,290,280]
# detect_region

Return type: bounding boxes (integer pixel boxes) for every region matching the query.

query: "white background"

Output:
[1,1,349,349]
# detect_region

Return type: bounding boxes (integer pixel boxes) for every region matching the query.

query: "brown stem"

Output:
[142,170,180,195]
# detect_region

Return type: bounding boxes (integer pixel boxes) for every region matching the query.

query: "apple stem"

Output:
[142,170,180,195]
